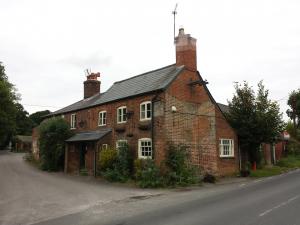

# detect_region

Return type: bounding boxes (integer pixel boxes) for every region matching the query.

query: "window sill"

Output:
[70,128,76,130]
[138,156,152,159]
[117,121,127,124]
[98,124,107,127]
[219,155,235,159]
[140,118,151,122]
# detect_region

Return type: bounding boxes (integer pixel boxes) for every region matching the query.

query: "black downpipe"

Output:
[151,94,159,159]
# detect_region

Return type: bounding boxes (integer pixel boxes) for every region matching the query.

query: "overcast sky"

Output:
[1,0,299,120]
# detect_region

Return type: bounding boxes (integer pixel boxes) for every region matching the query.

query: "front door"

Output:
[80,143,87,169]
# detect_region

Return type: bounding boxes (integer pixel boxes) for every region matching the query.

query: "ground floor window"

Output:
[219,139,234,157]
[116,140,127,151]
[138,138,152,159]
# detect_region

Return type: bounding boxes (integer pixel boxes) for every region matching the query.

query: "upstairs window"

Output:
[138,138,152,159]
[219,139,234,157]
[70,114,76,129]
[140,101,152,121]
[98,111,107,126]
[117,106,127,123]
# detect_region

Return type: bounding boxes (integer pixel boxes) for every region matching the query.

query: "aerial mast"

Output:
[172,3,178,41]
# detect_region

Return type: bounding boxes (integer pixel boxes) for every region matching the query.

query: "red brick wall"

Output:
[215,107,239,176]
[162,69,238,176]
[32,127,40,161]
[63,93,165,173]
[66,144,80,173]
[275,141,285,161]
[262,143,272,165]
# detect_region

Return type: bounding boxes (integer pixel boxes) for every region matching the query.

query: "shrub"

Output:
[102,167,127,182]
[202,173,216,183]
[134,159,164,188]
[165,144,199,186]
[99,148,117,170]
[38,117,72,171]
[101,144,133,183]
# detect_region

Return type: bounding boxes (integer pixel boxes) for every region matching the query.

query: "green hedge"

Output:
[38,117,72,171]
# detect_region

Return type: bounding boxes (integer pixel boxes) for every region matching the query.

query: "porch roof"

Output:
[65,128,112,142]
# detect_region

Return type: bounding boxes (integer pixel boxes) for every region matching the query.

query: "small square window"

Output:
[138,138,152,159]
[116,140,127,151]
[219,139,234,157]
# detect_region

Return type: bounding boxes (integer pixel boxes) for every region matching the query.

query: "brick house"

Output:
[14,135,32,152]
[44,28,239,176]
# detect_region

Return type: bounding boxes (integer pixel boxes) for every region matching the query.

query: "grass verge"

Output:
[250,155,300,178]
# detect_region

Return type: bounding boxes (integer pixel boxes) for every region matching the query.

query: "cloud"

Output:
[58,52,112,71]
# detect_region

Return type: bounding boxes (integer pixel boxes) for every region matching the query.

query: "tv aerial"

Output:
[172,3,178,41]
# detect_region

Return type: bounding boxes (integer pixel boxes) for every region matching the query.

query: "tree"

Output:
[0,62,18,147]
[29,110,51,127]
[39,117,72,171]
[227,81,284,165]
[15,103,34,135]
[287,89,300,129]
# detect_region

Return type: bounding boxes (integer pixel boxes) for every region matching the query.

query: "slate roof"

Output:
[50,64,185,116]
[66,128,112,142]
[217,103,230,114]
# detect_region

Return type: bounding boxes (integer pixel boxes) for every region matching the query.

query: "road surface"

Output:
[1,150,300,225]
[0,151,161,225]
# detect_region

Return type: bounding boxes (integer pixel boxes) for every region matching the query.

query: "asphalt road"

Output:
[111,169,300,225]
[33,164,300,225]
[0,151,161,225]
[1,150,300,225]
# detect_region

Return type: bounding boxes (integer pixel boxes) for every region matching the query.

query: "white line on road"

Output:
[259,195,300,217]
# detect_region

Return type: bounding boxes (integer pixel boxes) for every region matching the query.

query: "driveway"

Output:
[0,151,161,225]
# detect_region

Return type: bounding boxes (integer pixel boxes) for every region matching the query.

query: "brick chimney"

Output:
[83,72,100,99]
[175,28,197,71]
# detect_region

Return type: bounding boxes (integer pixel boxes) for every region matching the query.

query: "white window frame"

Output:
[219,139,234,157]
[102,144,108,150]
[117,106,127,124]
[116,139,128,151]
[140,101,152,121]
[138,138,152,159]
[98,111,107,126]
[70,114,76,129]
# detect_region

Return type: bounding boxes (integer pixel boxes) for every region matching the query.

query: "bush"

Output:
[165,144,199,186]
[38,117,72,171]
[101,144,133,183]
[134,159,164,188]
[99,148,117,170]
[202,173,216,183]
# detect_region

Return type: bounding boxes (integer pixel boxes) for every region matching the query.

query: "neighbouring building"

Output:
[38,28,239,176]
[15,135,32,152]
[32,127,40,160]
[262,131,290,165]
